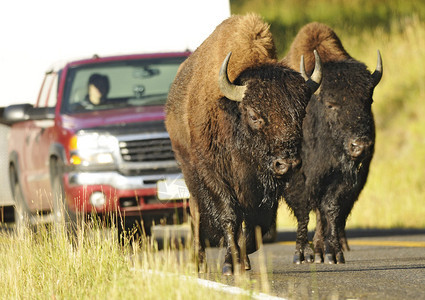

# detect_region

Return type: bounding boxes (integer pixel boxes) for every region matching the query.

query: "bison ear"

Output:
[218,52,247,102]
[371,50,383,88]
[300,50,322,95]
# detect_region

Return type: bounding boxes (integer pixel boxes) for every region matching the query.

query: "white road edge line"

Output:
[131,268,287,300]
[191,276,286,300]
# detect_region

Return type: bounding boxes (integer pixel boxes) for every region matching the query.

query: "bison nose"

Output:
[273,158,300,176]
[349,138,371,158]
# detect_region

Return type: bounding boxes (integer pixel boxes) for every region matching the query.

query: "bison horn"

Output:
[300,50,322,94]
[218,52,247,102]
[371,50,383,87]
[300,55,309,81]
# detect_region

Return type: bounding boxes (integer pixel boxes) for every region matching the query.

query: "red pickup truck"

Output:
[1,52,191,237]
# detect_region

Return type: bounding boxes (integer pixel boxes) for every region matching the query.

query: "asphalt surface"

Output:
[153,227,425,299]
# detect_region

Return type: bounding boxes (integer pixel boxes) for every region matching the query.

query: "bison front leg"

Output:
[293,211,314,264]
[337,208,351,252]
[190,196,207,273]
[323,209,345,264]
[238,222,257,271]
[313,208,325,263]
[222,222,243,275]
[294,221,314,264]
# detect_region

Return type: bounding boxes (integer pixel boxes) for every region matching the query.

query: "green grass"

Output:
[231,0,425,229]
[0,220,259,299]
[348,16,425,228]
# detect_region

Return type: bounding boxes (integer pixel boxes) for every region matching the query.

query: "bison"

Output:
[281,22,383,264]
[165,14,322,275]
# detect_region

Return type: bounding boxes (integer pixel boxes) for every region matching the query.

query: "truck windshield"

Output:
[61,56,186,114]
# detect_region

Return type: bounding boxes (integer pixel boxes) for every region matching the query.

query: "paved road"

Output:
[154,227,425,299]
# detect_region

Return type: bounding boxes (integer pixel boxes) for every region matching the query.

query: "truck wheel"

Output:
[9,165,32,236]
[13,181,31,236]
[52,175,78,242]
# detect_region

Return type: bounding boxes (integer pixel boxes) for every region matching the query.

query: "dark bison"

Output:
[165,14,322,275]
[281,22,383,264]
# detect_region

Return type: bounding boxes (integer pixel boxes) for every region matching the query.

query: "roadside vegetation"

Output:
[231,0,425,229]
[0,219,259,299]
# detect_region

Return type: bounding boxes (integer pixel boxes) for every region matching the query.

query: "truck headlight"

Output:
[70,133,118,167]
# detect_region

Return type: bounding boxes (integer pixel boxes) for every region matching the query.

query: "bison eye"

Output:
[325,101,339,110]
[246,107,264,130]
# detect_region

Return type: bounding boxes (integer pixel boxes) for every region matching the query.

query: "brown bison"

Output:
[165,14,322,275]
[281,22,382,264]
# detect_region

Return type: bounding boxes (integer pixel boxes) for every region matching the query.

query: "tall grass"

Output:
[231,0,425,56]
[0,220,256,299]
[348,16,425,228]
[231,1,425,229]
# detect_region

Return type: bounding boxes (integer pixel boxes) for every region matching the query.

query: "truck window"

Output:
[61,57,186,114]
[46,73,59,108]
[37,73,55,107]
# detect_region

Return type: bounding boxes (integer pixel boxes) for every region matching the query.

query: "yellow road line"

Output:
[348,240,425,248]
[278,241,296,245]
[278,240,425,248]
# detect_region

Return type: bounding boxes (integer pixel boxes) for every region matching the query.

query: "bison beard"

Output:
[281,22,383,264]
[165,14,322,275]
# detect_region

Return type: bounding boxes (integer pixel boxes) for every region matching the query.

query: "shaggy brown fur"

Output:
[282,22,350,74]
[166,14,319,274]
[166,14,277,150]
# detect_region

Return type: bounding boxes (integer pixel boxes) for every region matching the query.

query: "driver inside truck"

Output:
[83,73,110,107]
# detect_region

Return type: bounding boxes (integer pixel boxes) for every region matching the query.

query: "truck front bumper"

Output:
[68,171,183,190]
[63,171,189,217]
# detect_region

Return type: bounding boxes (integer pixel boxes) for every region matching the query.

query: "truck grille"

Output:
[119,138,175,162]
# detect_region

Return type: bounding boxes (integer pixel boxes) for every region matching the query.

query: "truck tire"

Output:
[13,181,31,236]
[52,175,78,242]
[9,166,31,236]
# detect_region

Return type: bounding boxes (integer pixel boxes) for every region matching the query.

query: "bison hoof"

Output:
[293,250,314,264]
[314,253,323,264]
[323,252,345,264]
[305,254,314,263]
[324,253,335,264]
[293,253,302,264]
[336,252,345,264]
[222,263,233,276]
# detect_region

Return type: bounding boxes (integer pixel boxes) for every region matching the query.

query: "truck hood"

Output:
[61,106,166,132]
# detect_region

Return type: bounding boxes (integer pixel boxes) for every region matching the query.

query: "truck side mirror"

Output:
[1,104,55,125]
[27,106,55,120]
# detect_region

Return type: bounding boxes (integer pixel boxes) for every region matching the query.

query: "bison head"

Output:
[218,52,322,177]
[304,51,382,162]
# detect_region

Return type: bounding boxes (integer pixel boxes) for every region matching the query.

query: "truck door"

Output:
[22,72,57,212]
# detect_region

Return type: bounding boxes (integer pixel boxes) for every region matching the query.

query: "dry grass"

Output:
[0,214,268,300]
[0,219,258,299]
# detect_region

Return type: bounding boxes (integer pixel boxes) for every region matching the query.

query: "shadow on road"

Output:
[276,227,425,242]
